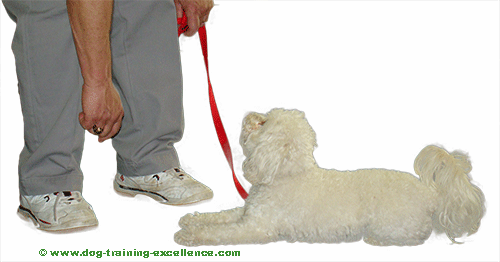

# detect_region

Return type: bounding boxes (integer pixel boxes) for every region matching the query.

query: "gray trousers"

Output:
[3,0,184,196]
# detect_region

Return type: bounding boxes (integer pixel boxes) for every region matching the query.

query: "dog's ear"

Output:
[242,130,288,185]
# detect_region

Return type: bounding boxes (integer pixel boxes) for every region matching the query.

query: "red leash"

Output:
[178,14,249,199]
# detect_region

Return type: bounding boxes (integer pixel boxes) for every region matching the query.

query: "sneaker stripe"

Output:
[18,205,52,225]
[116,184,169,202]
[38,218,51,225]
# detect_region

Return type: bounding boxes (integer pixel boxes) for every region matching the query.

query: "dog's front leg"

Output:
[174,219,278,246]
[178,207,244,228]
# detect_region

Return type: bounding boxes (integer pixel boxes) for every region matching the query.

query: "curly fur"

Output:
[174,108,485,246]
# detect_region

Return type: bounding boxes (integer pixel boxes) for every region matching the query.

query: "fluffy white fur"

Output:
[174,108,485,246]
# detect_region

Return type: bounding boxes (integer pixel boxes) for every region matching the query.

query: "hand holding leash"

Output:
[174,0,213,37]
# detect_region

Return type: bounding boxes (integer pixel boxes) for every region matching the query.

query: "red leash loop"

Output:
[177,13,188,37]
[178,13,249,199]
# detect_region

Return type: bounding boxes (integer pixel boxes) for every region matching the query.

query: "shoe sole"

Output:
[113,179,170,203]
[18,206,98,231]
[113,180,213,205]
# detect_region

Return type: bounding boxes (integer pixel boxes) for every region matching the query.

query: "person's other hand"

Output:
[79,80,124,142]
[174,0,214,36]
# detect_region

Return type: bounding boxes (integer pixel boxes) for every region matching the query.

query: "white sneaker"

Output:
[114,168,213,205]
[18,191,98,231]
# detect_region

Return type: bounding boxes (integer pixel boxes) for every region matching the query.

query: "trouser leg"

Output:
[3,0,85,196]
[110,0,184,177]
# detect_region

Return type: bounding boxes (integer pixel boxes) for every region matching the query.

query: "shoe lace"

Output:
[145,174,161,184]
[53,191,82,221]
[145,170,185,184]
[174,168,186,180]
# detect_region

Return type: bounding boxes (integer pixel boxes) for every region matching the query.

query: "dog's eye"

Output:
[249,121,266,131]
[253,121,266,131]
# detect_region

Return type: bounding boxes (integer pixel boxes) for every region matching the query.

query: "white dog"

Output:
[175,108,485,246]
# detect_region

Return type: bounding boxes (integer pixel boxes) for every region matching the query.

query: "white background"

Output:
[1,0,499,261]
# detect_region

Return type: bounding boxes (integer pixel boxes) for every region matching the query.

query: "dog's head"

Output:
[239,108,317,185]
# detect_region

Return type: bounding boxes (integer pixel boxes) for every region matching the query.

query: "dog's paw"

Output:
[174,228,199,247]
[178,212,200,228]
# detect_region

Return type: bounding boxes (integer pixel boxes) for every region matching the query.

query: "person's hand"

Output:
[174,0,214,36]
[79,80,124,142]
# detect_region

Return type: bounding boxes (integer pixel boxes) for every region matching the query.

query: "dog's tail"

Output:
[414,145,485,244]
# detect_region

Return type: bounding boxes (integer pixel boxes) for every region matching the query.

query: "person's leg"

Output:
[110,0,212,204]
[4,0,84,196]
[110,0,183,176]
[3,0,96,230]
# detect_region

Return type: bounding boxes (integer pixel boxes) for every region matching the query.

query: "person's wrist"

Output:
[82,75,113,90]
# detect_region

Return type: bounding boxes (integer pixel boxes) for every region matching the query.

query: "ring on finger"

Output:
[92,125,103,135]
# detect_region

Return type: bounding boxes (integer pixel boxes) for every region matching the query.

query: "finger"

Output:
[111,114,124,139]
[96,111,118,139]
[92,116,107,135]
[99,119,122,142]
[79,112,94,131]
[80,110,106,135]
[185,10,200,36]
[91,124,103,136]
[79,112,85,128]
[97,122,113,142]
[99,123,120,143]
[111,124,122,139]
[98,111,123,142]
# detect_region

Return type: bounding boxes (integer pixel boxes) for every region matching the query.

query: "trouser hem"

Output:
[19,173,84,196]
[116,150,180,177]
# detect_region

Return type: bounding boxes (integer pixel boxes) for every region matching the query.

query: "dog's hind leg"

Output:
[174,218,279,246]
[363,215,433,246]
[178,207,244,228]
